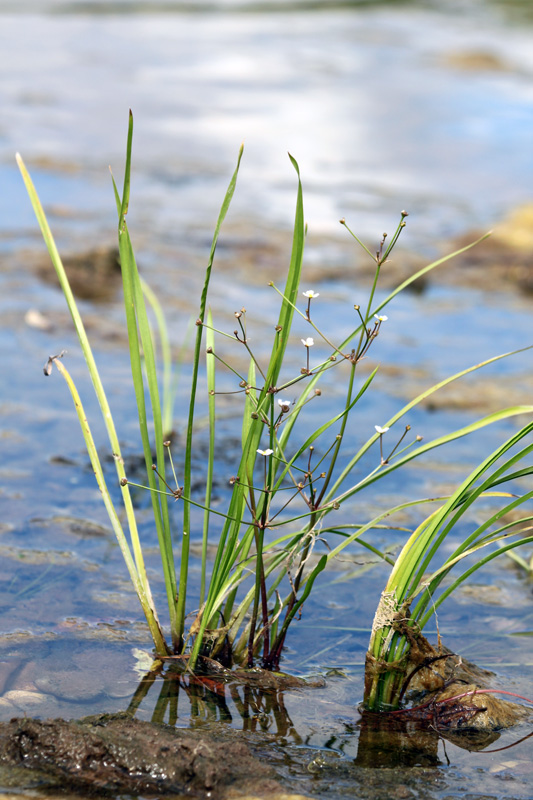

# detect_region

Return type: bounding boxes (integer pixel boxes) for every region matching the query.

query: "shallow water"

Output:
[1,0,533,797]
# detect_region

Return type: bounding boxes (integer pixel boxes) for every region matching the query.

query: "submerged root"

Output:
[390,681,531,731]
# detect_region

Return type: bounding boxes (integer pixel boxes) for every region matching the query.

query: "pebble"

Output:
[3,690,48,709]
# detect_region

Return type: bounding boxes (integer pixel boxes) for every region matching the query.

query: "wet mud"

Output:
[0,713,286,798]
[1,708,531,800]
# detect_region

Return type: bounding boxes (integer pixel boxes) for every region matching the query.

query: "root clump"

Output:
[366,629,531,732]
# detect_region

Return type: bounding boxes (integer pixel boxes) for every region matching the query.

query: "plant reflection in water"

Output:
[125,660,532,770]
[126,659,306,741]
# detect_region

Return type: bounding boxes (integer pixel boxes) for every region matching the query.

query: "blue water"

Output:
[1,1,533,797]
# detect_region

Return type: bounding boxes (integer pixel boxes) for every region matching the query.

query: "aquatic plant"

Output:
[17,112,533,672]
[365,423,533,712]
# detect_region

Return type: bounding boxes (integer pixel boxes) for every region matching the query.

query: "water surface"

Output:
[1,1,533,797]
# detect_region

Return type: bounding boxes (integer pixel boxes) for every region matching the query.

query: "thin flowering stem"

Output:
[358,318,381,360]
[315,361,357,507]
[384,425,411,463]
[269,433,310,496]
[383,437,421,463]
[307,469,325,511]
[257,447,272,490]
[382,210,408,261]
[270,282,347,357]
[269,281,309,322]
[353,304,367,329]
[265,481,312,495]
[268,485,314,523]
[376,430,387,464]
[122,477,255,527]
[211,388,249,397]
[206,348,248,384]
[362,258,382,335]
[163,441,181,495]
[301,337,314,374]
[183,495,253,525]
[339,218,376,261]
[312,436,342,473]
[242,491,257,523]
[235,310,247,341]
[244,344,267,381]
[199,321,242,342]
[151,464,183,498]
[233,314,267,382]
[274,366,324,395]
[261,505,331,529]
[352,305,373,363]
[302,289,320,321]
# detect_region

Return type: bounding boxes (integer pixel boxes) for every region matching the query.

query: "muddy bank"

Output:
[0,713,296,799]
[2,709,531,800]
[426,204,533,294]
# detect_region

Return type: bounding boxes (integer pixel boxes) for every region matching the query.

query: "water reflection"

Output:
[127,660,305,741]
[353,712,500,769]
[120,664,533,781]
[123,660,533,772]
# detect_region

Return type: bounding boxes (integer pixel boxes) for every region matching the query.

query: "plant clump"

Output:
[17,112,533,718]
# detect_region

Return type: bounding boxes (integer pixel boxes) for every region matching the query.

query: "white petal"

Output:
[374,425,390,435]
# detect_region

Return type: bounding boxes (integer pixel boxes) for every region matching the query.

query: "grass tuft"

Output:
[17,116,533,679]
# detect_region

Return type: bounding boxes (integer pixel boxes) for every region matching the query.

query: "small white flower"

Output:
[374,425,390,435]
[301,337,314,347]
[374,314,388,322]
[303,290,320,299]
[278,399,291,413]
[257,448,274,457]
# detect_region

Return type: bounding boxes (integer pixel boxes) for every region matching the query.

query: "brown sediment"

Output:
[437,203,533,293]
[29,244,122,301]
[0,713,297,798]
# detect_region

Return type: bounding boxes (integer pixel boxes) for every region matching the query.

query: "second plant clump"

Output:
[18,114,533,719]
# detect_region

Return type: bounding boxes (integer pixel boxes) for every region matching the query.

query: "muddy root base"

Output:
[365,630,531,732]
